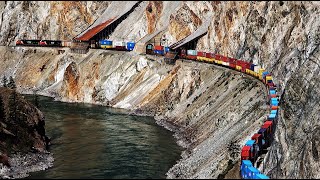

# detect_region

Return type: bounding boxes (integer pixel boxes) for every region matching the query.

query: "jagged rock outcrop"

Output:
[0,87,53,178]
[0,1,319,179]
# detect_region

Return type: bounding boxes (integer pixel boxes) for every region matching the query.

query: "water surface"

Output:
[24,95,182,179]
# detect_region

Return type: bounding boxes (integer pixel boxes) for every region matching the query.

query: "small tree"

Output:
[0,96,5,121]
[8,91,17,123]
[7,76,16,90]
[33,90,40,108]
[2,75,8,87]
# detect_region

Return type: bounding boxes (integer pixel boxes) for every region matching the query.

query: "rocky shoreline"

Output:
[0,152,54,179]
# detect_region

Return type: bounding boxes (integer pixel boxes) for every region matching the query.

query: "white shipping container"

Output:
[62,41,72,47]
[114,41,126,47]
[187,50,197,56]
[254,65,261,73]
[222,62,229,67]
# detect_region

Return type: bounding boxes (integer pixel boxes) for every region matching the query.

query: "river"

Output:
[24,95,182,179]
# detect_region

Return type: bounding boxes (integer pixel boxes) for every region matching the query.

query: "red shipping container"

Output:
[154,45,164,50]
[215,54,222,60]
[197,51,206,57]
[229,58,236,69]
[221,56,229,62]
[206,53,213,58]
[186,55,197,60]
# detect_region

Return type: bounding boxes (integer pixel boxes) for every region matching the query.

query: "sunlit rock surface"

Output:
[0,1,319,179]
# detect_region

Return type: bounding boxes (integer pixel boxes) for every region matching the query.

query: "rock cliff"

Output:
[0,1,319,179]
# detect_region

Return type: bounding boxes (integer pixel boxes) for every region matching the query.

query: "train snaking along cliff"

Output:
[0,1,319,179]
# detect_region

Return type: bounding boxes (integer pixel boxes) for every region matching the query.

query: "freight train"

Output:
[15,37,277,179]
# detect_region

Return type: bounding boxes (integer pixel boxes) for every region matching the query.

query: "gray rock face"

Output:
[0,1,319,179]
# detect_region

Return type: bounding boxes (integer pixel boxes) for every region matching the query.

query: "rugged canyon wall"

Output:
[0,1,319,179]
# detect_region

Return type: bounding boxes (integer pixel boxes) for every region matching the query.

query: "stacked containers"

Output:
[215,54,223,64]
[197,51,206,61]
[126,42,135,51]
[100,40,113,49]
[266,75,273,84]
[229,58,237,69]
[262,72,270,84]
[258,68,265,80]
[245,140,258,161]
[251,133,263,155]
[154,45,164,55]
[187,49,197,60]
[250,64,256,71]
[221,56,229,67]
[164,46,170,53]
[236,60,243,71]
[258,128,267,148]
[241,61,250,73]
[114,41,126,51]
[205,53,215,63]
[241,160,253,179]
[62,41,72,47]
[268,89,277,101]
[253,65,261,78]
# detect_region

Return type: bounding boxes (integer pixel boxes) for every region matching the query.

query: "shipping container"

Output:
[154,50,164,55]
[250,64,256,71]
[197,51,206,61]
[126,42,135,51]
[251,133,263,155]
[271,110,278,115]
[99,40,113,45]
[269,90,276,95]
[258,128,267,147]
[197,51,206,57]
[115,46,126,51]
[154,45,164,51]
[247,167,261,179]
[254,65,261,73]
[114,41,126,47]
[270,106,278,110]
[164,46,170,53]
[241,160,253,179]
[259,68,265,75]
[241,146,251,160]
[186,55,197,60]
[268,113,277,120]
[256,174,270,179]
[187,50,197,56]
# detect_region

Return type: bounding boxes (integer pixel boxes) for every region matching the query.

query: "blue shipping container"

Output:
[164,47,170,53]
[256,174,270,179]
[270,110,277,114]
[99,40,113,45]
[268,113,276,120]
[154,50,164,55]
[127,42,135,48]
[269,90,276,94]
[241,160,253,179]
[250,64,256,71]
[248,166,260,179]
[245,140,256,147]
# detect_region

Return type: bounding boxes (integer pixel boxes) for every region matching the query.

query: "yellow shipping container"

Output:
[236,65,242,71]
[259,68,265,75]
[266,76,273,81]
